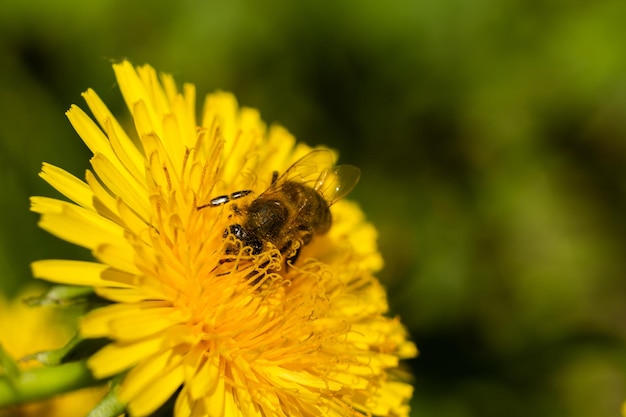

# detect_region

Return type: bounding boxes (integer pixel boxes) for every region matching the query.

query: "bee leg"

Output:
[245,259,271,287]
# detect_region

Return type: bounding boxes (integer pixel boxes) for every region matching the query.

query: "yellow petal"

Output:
[33,197,124,250]
[187,354,219,400]
[88,336,163,378]
[161,111,185,175]
[90,153,150,220]
[108,306,183,340]
[66,104,115,162]
[137,63,171,119]
[39,163,94,210]
[167,82,197,149]
[113,61,161,136]
[116,198,151,237]
[127,362,185,417]
[119,348,183,404]
[203,359,226,417]
[31,259,110,286]
[93,243,142,276]
[265,365,341,392]
[80,301,169,337]
[174,388,192,417]
[82,88,145,183]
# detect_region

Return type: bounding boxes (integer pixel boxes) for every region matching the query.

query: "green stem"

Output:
[0,360,101,407]
[87,374,125,417]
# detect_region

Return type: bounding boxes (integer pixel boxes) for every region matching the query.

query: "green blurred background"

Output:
[2,1,626,416]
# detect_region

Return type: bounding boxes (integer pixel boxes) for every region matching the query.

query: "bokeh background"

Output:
[2,1,626,416]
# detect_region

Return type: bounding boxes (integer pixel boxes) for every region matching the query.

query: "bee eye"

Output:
[227,224,247,240]
[224,224,263,255]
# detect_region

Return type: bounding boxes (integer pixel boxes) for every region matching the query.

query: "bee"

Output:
[199,149,361,265]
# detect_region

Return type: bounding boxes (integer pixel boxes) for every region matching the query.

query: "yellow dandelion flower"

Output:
[31,61,417,416]
[0,287,106,417]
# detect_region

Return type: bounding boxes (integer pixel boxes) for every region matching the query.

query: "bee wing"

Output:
[314,164,361,205]
[277,149,336,185]
[260,149,360,204]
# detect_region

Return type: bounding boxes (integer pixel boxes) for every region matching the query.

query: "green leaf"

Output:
[0,360,101,407]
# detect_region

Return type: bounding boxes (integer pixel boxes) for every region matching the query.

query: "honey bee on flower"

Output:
[198,149,361,265]
[28,61,416,417]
